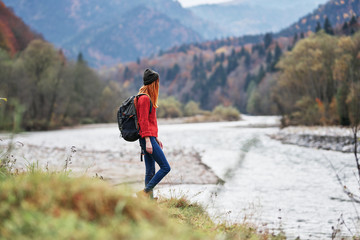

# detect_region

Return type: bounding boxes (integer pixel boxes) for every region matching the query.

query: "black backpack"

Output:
[117,94,152,142]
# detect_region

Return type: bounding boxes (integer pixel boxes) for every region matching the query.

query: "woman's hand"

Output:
[156,137,163,149]
[145,137,153,154]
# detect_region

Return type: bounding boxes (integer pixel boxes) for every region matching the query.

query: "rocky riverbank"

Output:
[270,126,360,153]
[0,135,220,187]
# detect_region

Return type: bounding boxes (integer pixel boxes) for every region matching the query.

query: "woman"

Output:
[136,68,171,198]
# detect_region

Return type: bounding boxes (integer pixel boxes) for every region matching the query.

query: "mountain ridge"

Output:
[277,0,360,37]
[61,6,202,66]
[2,0,215,66]
[189,0,328,37]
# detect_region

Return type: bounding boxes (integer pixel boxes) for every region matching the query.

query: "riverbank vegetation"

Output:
[274,31,360,127]
[0,38,240,132]
[157,97,241,122]
[0,40,126,131]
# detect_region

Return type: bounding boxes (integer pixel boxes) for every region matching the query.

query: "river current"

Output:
[157,116,357,239]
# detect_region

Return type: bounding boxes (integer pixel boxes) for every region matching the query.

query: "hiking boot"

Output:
[136,190,151,198]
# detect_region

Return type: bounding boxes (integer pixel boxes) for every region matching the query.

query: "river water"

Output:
[1,116,358,239]
[156,116,358,239]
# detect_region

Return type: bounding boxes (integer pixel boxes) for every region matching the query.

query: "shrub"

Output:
[290,96,321,125]
[184,101,201,117]
[212,105,241,121]
[157,97,183,118]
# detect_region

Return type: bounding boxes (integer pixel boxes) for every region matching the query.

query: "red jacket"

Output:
[136,95,158,138]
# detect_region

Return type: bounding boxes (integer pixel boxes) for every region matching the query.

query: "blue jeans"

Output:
[139,137,171,192]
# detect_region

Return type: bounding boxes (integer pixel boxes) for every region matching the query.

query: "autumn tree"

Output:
[274,31,360,126]
[274,32,337,125]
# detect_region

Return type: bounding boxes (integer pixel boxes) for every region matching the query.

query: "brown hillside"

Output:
[0,1,41,55]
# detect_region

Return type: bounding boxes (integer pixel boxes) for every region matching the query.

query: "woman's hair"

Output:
[138,79,159,108]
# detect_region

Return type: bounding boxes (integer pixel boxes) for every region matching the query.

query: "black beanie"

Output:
[143,68,159,85]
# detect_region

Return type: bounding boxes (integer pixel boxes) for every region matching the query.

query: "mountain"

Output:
[0,1,41,55]
[189,0,328,37]
[277,0,360,37]
[61,6,202,66]
[2,0,220,67]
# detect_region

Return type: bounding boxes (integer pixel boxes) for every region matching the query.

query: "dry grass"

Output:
[0,171,286,240]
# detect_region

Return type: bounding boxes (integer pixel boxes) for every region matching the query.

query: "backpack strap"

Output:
[136,94,152,113]
[136,94,153,162]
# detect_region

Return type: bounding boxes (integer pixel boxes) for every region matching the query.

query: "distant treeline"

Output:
[2,24,359,130]
[0,40,125,131]
[274,31,360,126]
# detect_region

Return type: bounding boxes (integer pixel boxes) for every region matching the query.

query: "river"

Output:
[1,116,358,239]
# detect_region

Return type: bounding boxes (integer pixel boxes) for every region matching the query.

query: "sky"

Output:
[178,0,231,8]
[178,0,328,8]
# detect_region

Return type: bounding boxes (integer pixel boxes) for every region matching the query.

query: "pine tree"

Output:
[274,44,282,61]
[206,61,212,71]
[266,51,273,71]
[293,33,298,45]
[167,64,180,80]
[336,83,350,126]
[350,15,357,26]
[264,33,273,49]
[227,50,238,74]
[324,17,334,35]
[244,53,251,69]
[239,47,246,57]
[209,63,227,87]
[77,52,85,64]
[258,45,265,57]
[255,65,265,84]
[123,66,132,80]
[220,53,225,62]
[271,43,282,71]
[315,22,322,32]
[244,73,253,91]
[191,64,199,79]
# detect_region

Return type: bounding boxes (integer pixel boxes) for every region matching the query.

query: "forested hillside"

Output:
[277,0,360,37]
[108,10,360,126]
[107,33,290,115]
[0,1,41,56]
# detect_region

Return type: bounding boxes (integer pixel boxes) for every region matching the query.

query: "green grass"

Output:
[0,172,286,240]
[159,197,286,240]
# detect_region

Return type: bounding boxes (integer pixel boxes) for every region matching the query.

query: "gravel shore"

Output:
[0,132,221,186]
[270,126,360,153]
